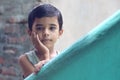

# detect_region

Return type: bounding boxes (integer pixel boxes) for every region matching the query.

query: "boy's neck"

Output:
[35,46,57,60]
[49,48,58,59]
[48,47,55,54]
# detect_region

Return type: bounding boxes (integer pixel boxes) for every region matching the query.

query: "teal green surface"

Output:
[25,10,120,80]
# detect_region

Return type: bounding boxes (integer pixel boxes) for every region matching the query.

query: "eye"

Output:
[36,26,43,31]
[35,24,44,31]
[50,26,56,31]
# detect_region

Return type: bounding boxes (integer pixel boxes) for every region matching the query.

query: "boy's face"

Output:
[29,16,63,49]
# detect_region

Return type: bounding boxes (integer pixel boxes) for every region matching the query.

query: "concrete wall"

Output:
[0,0,120,79]
[46,0,120,50]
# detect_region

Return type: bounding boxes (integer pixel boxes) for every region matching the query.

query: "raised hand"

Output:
[34,59,49,73]
[31,32,50,60]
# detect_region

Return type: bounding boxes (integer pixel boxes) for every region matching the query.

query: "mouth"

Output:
[41,39,52,43]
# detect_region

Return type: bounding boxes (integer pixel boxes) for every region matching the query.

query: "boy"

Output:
[19,4,63,78]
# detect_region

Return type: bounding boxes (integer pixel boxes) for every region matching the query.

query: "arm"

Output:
[31,32,50,60]
[31,32,50,73]
[19,54,48,78]
[19,32,50,77]
[19,54,35,78]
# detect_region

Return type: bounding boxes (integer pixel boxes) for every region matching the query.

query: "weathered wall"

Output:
[0,0,38,80]
[0,0,120,80]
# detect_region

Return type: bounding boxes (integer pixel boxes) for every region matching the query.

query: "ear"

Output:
[27,29,32,36]
[59,29,64,36]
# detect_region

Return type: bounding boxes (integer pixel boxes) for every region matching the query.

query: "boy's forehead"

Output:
[34,16,59,23]
[35,16,58,20]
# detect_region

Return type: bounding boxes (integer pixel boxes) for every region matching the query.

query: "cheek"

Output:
[53,33,60,40]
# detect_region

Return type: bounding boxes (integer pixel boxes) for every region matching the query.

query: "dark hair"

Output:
[28,4,63,31]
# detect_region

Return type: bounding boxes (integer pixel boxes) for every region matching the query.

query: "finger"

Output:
[43,59,49,64]
[36,34,43,44]
[34,67,39,74]
[36,34,39,40]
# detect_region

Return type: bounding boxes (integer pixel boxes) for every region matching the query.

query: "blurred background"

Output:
[0,0,120,79]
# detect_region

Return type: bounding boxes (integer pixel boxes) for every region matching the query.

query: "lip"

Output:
[41,39,52,42]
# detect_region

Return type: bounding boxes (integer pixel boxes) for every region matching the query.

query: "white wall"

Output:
[41,0,120,51]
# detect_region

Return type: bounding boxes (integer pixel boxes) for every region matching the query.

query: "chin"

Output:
[47,44,55,50]
[44,44,52,49]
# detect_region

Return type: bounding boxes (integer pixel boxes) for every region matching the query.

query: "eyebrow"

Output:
[35,24,43,27]
[49,24,57,27]
[35,24,57,27]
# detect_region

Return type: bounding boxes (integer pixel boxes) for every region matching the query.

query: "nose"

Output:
[43,29,50,37]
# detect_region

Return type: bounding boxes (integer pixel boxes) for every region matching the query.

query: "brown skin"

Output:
[19,16,63,78]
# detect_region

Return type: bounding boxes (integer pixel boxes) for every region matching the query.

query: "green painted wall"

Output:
[24,10,120,80]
